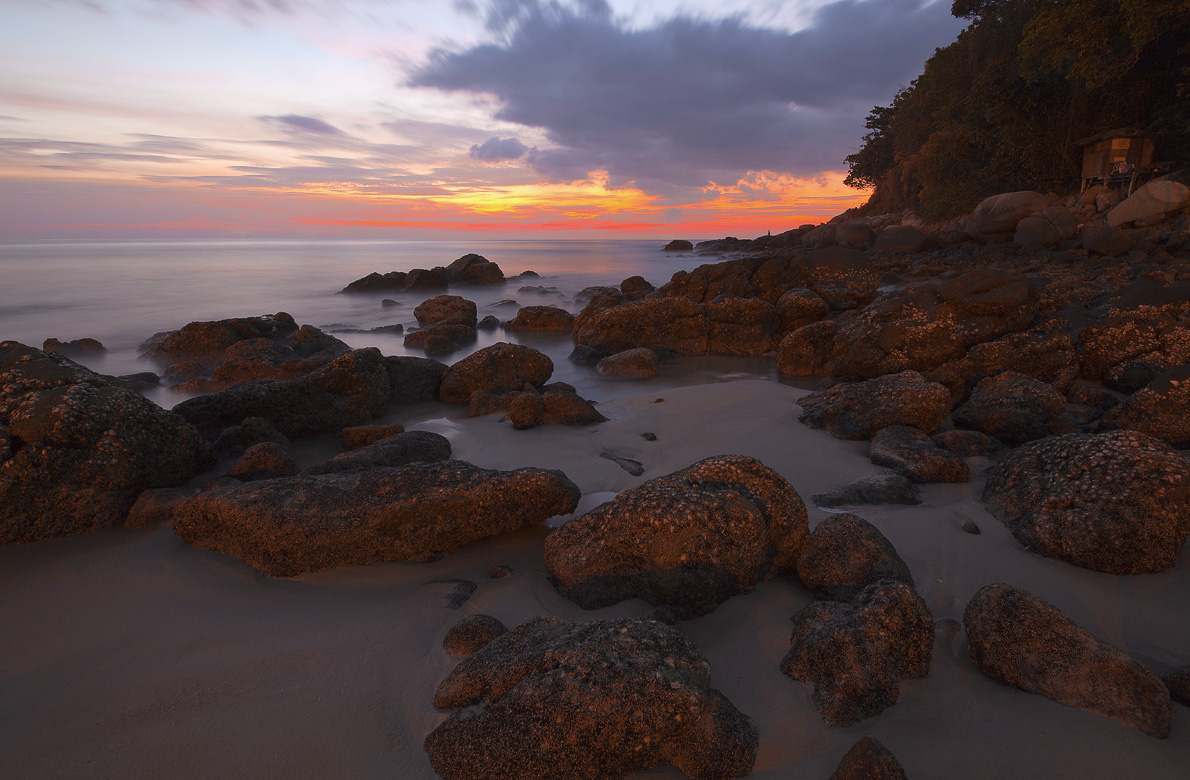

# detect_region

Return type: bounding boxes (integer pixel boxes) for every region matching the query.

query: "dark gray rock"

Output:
[425,616,758,780]
[173,460,580,576]
[304,430,451,475]
[781,580,933,727]
[0,342,212,544]
[811,474,921,507]
[545,455,808,618]
[829,737,910,780]
[796,514,914,602]
[869,425,970,483]
[212,416,291,459]
[983,431,1190,573]
[385,355,447,403]
[952,372,1066,446]
[964,583,1171,737]
[1164,666,1190,707]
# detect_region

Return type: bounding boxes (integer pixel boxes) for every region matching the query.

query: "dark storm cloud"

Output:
[469,136,529,161]
[260,114,347,136]
[412,0,965,190]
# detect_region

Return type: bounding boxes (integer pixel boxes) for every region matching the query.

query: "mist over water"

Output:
[0,238,781,407]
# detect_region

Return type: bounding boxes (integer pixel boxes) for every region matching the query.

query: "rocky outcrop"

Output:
[425,616,758,780]
[438,343,554,404]
[342,254,504,292]
[173,460,580,576]
[869,425,970,483]
[982,431,1190,574]
[572,296,710,356]
[781,580,933,727]
[951,372,1067,446]
[797,371,951,440]
[826,272,1040,380]
[545,455,808,619]
[802,247,878,311]
[42,337,106,357]
[705,296,779,354]
[442,614,507,658]
[504,305,575,332]
[927,321,1077,402]
[1114,365,1190,446]
[0,341,212,544]
[656,254,808,306]
[964,584,1172,737]
[304,430,451,475]
[964,191,1050,241]
[829,737,910,780]
[777,320,837,377]
[775,288,830,334]
[663,239,694,251]
[796,514,914,602]
[597,348,660,378]
[1075,281,1190,382]
[404,295,478,353]
[619,275,655,300]
[172,347,392,440]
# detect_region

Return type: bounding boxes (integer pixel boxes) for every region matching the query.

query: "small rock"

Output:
[599,451,644,476]
[812,474,921,507]
[960,521,981,535]
[443,614,507,657]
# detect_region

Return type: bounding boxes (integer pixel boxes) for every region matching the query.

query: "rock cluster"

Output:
[342,253,505,292]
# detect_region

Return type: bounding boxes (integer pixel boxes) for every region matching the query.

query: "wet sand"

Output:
[2,377,1187,779]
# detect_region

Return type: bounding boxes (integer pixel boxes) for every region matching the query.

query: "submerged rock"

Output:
[964,583,1171,737]
[983,431,1190,574]
[545,455,808,618]
[425,616,758,780]
[0,341,212,544]
[173,460,580,576]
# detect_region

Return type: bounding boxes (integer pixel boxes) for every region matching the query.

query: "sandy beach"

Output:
[3,376,1186,779]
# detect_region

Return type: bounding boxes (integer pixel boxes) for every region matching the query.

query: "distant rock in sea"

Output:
[341,253,505,293]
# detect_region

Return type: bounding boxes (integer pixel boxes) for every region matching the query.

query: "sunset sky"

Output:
[0,0,965,239]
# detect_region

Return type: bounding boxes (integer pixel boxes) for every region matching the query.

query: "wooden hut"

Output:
[1076,128,1155,196]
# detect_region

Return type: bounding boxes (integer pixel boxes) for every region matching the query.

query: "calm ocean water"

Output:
[0,238,780,406]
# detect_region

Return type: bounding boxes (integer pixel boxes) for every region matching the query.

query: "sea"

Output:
[0,238,781,408]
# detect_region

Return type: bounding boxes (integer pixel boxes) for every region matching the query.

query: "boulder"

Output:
[385,355,447,403]
[874,226,930,255]
[796,513,914,602]
[445,253,504,285]
[619,275,655,300]
[829,737,910,780]
[596,348,660,379]
[826,272,1039,380]
[927,321,1077,402]
[227,441,297,481]
[0,341,212,544]
[1113,365,1190,446]
[776,320,836,377]
[811,474,921,508]
[775,288,830,334]
[705,295,778,355]
[1082,225,1134,256]
[835,220,875,247]
[952,372,1066,446]
[663,239,694,251]
[143,312,299,364]
[413,295,477,327]
[438,343,553,404]
[1042,205,1080,239]
[340,423,405,450]
[964,584,1171,737]
[573,296,710,355]
[211,416,289,459]
[797,371,951,440]
[982,431,1190,574]
[506,391,547,429]
[442,614,507,658]
[1013,216,1060,250]
[172,348,391,440]
[42,337,106,357]
[802,247,878,311]
[173,460,580,576]
[781,580,933,727]
[1107,179,1190,227]
[505,305,575,332]
[542,387,605,425]
[931,429,1003,458]
[964,191,1050,241]
[304,430,451,475]
[869,425,970,483]
[425,616,758,780]
[545,455,808,619]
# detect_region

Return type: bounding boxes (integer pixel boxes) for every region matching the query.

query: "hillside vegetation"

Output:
[844,0,1190,220]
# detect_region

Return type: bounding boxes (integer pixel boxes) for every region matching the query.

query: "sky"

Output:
[0,0,967,239]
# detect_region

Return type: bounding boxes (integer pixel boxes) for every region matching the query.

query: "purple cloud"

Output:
[469,136,529,161]
[260,114,346,136]
[412,0,965,191]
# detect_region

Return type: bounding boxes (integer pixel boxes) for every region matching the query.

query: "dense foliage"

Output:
[844,0,1190,220]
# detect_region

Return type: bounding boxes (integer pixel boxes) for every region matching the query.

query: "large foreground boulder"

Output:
[438,342,553,404]
[781,580,933,727]
[545,455,808,618]
[964,584,1172,737]
[172,460,580,576]
[172,347,392,439]
[1,341,213,543]
[964,191,1050,241]
[426,616,758,780]
[982,431,1190,574]
[797,371,951,440]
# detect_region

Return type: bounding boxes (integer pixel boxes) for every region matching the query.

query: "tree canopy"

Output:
[844,0,1190,220]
